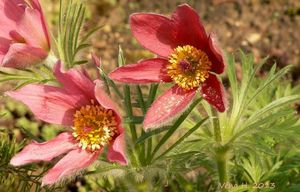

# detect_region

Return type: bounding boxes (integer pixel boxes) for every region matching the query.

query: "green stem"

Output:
[213,109,222,143]
[146,84,159,162]
[124,85,137,142]
[135,85,146,164]
[44,52,58,68]
[212,109,228,191]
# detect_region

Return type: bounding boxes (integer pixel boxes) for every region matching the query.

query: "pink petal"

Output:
[0,37,10,62]
[16,7,49,50]
[91,53,102,79]
[144,85,197,130]
[94,80,122,123]
[5,84,88,125]
[170,4,207,50]
[206,34,225,74]
[109,58,171,83]
[54,61,95,102]
[42,149,100,186]
[201,74,227,112]
[107,132,128,165]
[10,132,76,166]
[1,43,47,68]
[0,0,24,38]
[28,0,51,48]
[91,53,101,68]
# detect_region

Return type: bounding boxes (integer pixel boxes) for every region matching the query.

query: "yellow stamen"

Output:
[167,45,212,90]
[72,100,118,151]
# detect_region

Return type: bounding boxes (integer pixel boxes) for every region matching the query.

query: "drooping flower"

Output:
[6,59,127,186]
[109,4,227,130]
[0,0,50,68]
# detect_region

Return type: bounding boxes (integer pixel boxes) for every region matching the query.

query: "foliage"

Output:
[56,0,101,68]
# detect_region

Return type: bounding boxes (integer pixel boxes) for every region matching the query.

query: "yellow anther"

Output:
[73,100,118,151]
[167,45,211,90]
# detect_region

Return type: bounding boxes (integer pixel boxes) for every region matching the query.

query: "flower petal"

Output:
[28,0,51,48]
[16,7,49,50]
[5,84,88,125]
[0,37,10,62]
[144,85,197,130]
[10,132,76,166]
[130,4,207,57]
[94,80,122,122]
[201,74,227,112]
[130,13,175,57]
[107,132,127,165]
[109,58,171,83]
[0,0,24,38]
[1,43,47,68]
[54,61,95,101]
[206,34,225,74]
[42,149,100,186]
[91,53,101,68]
[170,4,207,50]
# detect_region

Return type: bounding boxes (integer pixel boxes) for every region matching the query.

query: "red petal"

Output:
[144,85,197,130]
[170,4,207,50]
[201,74,227,112]
[206,34,225,74]
[42,149,100,186]
[130,13,175,57]
[109,58,171,83]
[10,132,77,166]
[130,4,208,57]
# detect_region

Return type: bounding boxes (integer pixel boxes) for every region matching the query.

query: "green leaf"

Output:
[57,0,97,68]
[155,117,209,160]
[135,126,170,144]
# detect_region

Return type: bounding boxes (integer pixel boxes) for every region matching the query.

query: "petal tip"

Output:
[10,156,21,166]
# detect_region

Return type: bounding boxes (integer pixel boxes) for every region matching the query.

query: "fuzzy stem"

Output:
[212,109,228,191]
[44,52,58,68]
[124,85,137,142]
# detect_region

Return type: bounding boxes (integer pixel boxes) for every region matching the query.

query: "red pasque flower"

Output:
[109,4,227,130]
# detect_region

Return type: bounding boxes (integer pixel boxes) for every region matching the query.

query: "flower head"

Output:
[0,0,50,68]
[109,4,227,130]
[6,58,127,185]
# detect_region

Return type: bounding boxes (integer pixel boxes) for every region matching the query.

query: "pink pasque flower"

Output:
[109,4,227,130]
[6,59,127,186]
[0,0,50,68]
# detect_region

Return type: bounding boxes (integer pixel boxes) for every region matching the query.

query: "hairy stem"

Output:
[212,109,228,191]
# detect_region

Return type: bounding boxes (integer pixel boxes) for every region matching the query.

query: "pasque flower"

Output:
[6,58,127,185]
[109,4,227,130]
[0,0,50,68]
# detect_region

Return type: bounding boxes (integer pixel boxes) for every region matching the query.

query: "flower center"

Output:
[167,45,212,90]
[72,100,118,151]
